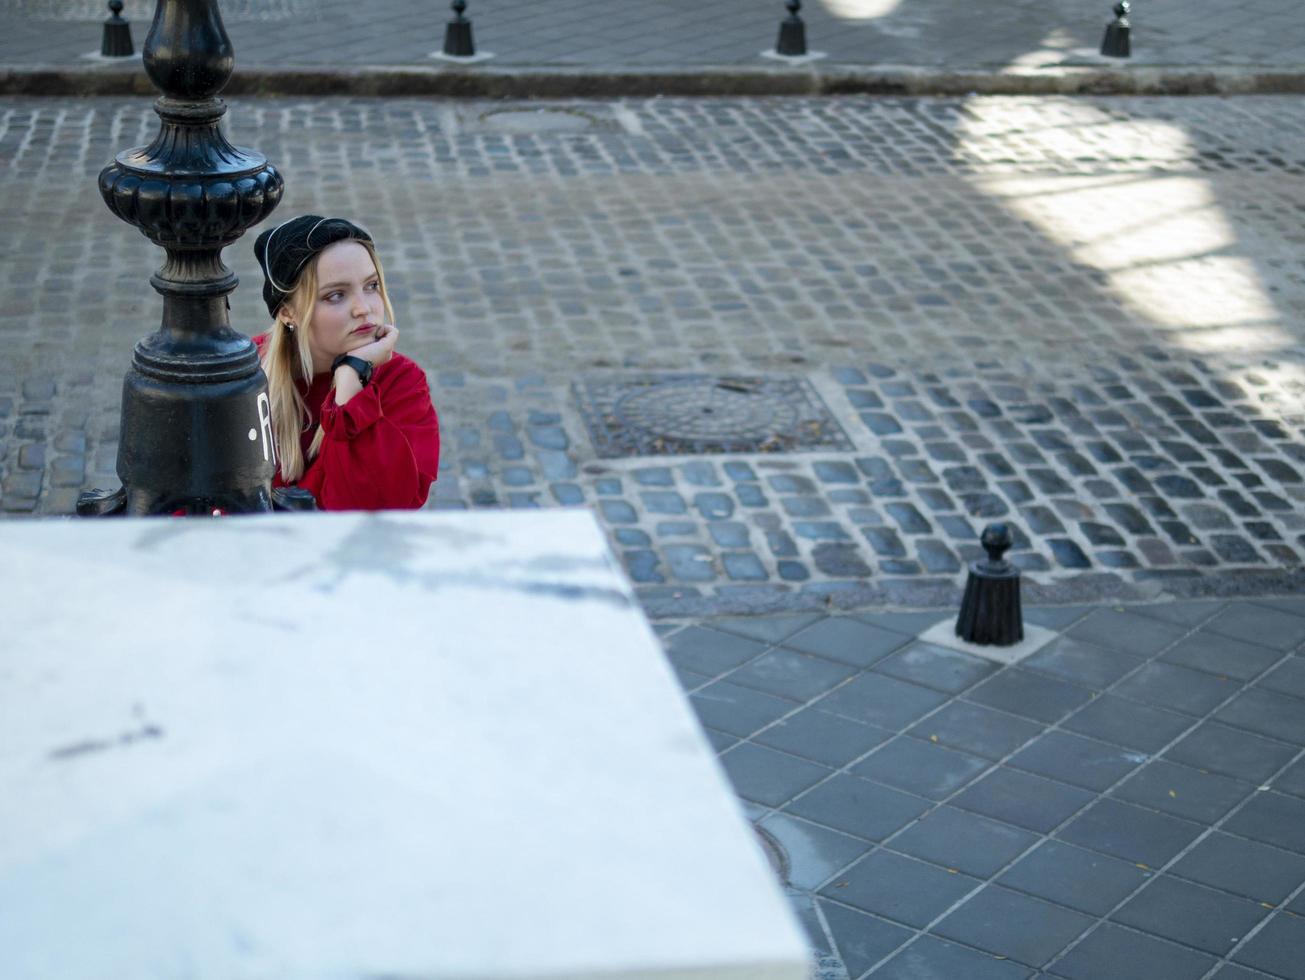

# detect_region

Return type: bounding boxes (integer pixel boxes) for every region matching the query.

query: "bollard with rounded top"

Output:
[78,0,288,517]
[775,0,807,57]
[955,523,1024,646]
[101,0,134,57]
[443,0,476,57]
[1101,1,1131,58]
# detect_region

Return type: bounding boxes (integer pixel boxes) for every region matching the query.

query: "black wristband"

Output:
[331,353,374,386]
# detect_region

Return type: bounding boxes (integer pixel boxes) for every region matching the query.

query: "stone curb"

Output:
[5,63,1305,98]
[637,566,1305,619]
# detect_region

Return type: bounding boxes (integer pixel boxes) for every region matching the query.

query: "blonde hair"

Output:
[260,239,394,483]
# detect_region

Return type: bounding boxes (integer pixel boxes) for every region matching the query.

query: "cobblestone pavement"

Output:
[2,94,1305,615]
[1,0,1303,71]
[666,596,1305,979]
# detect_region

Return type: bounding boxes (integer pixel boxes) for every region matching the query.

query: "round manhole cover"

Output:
[479,107,597,134]
[754,824,790,884]
[615,379,800,444]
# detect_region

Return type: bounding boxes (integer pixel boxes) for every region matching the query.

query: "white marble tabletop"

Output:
[0,510,808,980]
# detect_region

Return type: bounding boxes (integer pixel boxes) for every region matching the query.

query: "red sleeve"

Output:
[297,356,440,511]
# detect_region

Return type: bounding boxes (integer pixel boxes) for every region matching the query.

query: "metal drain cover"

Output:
[575,374,852,458]
[753,824,790,884]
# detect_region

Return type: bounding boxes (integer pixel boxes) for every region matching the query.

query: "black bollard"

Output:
[955,524,1024,646]
[78,0,287,517]
[776,0,807,57]
[443,0,476,58]
[101,0,134,57]
[1100,1,1131,58]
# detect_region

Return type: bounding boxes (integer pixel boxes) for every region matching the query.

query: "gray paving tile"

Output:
[818,900,913,979]
[889,806,1039,879]
[1232,912,1305,980]
[788,892,837,965]
[1023,635,1147,690]
[727,647,857,702]
[1216,687,1305,745]
[852,737,990,801]
[872,641,998,694]
[1047,923,1217,980]
[758,811,874,891]
[1275,755,1305,798]
[1112,875,1270,956]
[998,839,1151,917]
[966,668,1094,724]
[702,727,738,752]
[1058,799,1205,868]
[1024,605,1094,631]
[710,613,822,644]
[1162,631,1283,681]
[1130,600,1226,627]
[1166,721,1301,785]
[1246,597,1305,618]
[1113,661,1240,716]
[1259,657,1305,700]
[785,773,931,842]
[1062,694,1195,754]
[664,625,768,676]
[1209,965,1280,980]
[952,767,1095,834]
[872,934,1034,980]
[817,673,950,730]
[788,892,836,963]
[908,701,1044,761]
[1171,831,1305,905]
[1207,601,1305,652]
[1064,609,1187,658]
[718,742,832,807]
[855,609,949,637]
[754,707,892,767]
[1010,731,1145,792]
[820,849,978,928]
[1111,760,1257,823]
[783,617,911,668]
[934,884,1095,967]
[670,663,712,691]
[689,680,797,737]
[1223,790,1305,854]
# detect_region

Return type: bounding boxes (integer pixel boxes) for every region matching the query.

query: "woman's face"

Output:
[302,240,385,368]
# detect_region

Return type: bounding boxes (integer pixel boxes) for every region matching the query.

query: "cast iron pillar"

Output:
[101,0,134,57]
[955,523,1024,646]
[1101,1,1131,58]
[776,0,807,57]
[78,0,284,517]
[443,0,476,57]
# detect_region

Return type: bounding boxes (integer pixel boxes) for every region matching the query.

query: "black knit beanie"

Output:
[253,215,373,318]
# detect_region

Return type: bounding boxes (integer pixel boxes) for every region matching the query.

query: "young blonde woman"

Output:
[253,215,439,510]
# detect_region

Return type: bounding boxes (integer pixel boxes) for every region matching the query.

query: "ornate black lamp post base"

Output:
[776,0,808,57]
[1101,1,1131,58]
[101,1,134,57]
[444,0,476,57]
[955,524,1024,646]
[80,0,287,518]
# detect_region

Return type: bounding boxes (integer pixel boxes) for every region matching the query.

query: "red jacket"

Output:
[254,335,439,511]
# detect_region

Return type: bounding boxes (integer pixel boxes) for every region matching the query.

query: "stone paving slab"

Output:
[657,596,1305,979]
[2,0,1304,71]
[2,94,1305,614]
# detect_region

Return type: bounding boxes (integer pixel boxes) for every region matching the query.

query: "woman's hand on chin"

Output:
[350,323,399,366]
